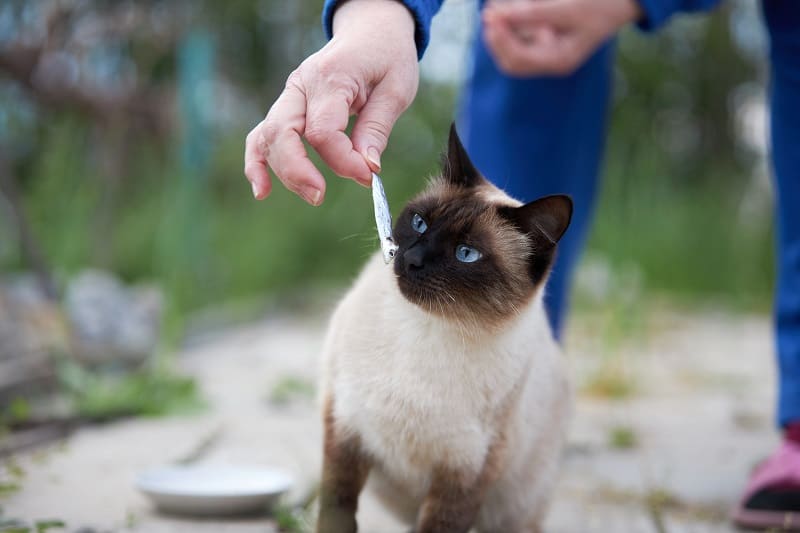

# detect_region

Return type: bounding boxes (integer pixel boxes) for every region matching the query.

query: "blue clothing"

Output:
[322,0,800,425]
[323,0,724,57]
[460,37,616,335]
[764,0,800,427]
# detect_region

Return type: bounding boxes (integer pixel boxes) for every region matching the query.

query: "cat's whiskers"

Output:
[423,291,435,315]
[442,289,457,304]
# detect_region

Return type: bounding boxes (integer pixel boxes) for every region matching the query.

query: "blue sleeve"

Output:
[636,0,724,31]
[323,0,445,59]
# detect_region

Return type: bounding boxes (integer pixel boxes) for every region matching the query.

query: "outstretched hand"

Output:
[244,0,419,205]
[482,0,642,77]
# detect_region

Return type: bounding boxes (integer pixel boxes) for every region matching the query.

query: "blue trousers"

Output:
[460,1,800,426]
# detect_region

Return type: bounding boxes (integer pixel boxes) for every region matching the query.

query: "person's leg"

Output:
[733,1,800,529]
[766,0,800,432]
[459,30,615,337]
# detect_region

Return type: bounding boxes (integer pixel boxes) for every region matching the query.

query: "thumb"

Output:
[350,83,409,174]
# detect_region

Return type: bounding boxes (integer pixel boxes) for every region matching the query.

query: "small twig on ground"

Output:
[173,426,224,465]
[646,497,669,533]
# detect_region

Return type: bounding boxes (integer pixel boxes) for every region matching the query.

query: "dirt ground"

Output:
[3,302,778,532]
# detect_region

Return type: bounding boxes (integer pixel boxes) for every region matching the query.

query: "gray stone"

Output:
[64,270,163,367]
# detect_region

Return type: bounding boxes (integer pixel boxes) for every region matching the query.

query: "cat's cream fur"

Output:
[319,182,571,532]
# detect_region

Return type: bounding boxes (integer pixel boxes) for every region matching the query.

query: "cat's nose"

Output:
[404,246,425,271]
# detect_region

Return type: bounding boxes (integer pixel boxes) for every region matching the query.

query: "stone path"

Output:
[3,303,778,532]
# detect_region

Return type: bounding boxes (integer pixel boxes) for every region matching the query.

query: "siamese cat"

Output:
[317,125,572,533]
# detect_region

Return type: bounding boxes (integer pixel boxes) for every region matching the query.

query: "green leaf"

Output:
[34,521,65,533]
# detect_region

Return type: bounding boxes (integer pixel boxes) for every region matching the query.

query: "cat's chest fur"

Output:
[321,254,554,487]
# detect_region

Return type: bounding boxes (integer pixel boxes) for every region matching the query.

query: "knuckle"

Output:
[312,60,358,97]
[259,120,280,147]
[304,123,333,147]
[243,161,260,175]
[278,170,307,192]
[314,54,343,81]
[285,68,305,92]
[358,118,390,144]
[383,86,414,110]
[315,55,335,77]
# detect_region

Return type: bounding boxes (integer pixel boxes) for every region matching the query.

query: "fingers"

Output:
[483,17,581,76]
[484,0,577,27]
[304,81,373,187]
[244,0,418,204]
[254,79,328,205]
[350,82,414,175]
[244,125,272,200]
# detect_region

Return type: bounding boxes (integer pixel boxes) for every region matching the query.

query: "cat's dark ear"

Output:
[499,195,573,282]
[442,123,482,188]
[511,195,573,246]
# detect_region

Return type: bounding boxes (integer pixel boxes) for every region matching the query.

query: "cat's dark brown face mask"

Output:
[392,125,573,330]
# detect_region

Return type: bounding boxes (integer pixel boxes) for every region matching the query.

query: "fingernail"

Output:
[366,147,381,172]
[301,186,322,206]
[251,181,261,199]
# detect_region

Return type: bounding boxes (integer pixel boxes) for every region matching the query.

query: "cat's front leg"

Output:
[316,395,371,533]
[414,436,506,533]
[414,466,491,533]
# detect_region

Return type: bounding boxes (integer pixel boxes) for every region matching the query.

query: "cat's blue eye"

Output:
[456,245,482,263]
[411,213,428,234]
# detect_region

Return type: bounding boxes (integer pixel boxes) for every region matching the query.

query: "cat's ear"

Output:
[442,123,482,188]
[500,195,573,283]
[500,195,573,247]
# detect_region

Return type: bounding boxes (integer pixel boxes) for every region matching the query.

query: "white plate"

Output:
[136,464,293,516]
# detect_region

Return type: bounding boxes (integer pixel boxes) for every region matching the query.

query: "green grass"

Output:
[588,191,773,310]
[608,425,638,450]
[583,364,637,400]
[0,518,66,533]
[273,504,307,533]
[56,361,202,420]
[268,376,316,407]
[1,399,31,426]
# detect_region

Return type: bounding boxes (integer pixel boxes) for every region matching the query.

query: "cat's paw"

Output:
[315,508,358,533]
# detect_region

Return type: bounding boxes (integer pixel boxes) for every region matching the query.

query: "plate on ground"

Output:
[136,464,293,516]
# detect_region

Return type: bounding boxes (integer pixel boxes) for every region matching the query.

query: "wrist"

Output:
[333,0,416,40]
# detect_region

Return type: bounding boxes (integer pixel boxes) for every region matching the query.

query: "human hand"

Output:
[482,0,642,77]
[244,0,419,205]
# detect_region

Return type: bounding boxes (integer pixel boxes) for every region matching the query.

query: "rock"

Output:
[0,274,68,360]
[64,270,163,368]
[0,275,66,397]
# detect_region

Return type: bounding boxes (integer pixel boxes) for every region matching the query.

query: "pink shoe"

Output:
[733,440,800,530]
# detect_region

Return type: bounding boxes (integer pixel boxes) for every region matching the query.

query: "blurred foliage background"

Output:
[0,0,773,344]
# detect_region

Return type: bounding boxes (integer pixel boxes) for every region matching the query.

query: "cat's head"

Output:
[392,124,572,330]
